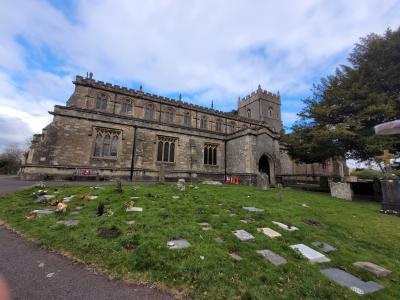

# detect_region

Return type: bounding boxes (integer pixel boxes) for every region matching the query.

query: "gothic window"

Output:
[165,108,174,123]
[204,144,217,166]
[93,128,121,158]
[157,136,177,163]
[216,119,222,132]
[145,103,155,120]
[184,112,191,127]
[268,107,273,118]
[322,162,327,170]
[247,109,251,118]
[227,121,236,134]
[121,101,132,114]
[200,116,208,129]
[95,94,107,110]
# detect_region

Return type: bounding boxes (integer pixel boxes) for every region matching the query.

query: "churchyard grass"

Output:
[0,183,399,299]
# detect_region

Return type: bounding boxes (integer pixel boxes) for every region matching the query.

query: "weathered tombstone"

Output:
[177,178,186,192]
[229,253,243,261]
[256,173,269,190]
[257,227,281,238]
[242,207,264,212]
[256,250,287,266]
[126,207,143,212]
[232,229,255,242]
[159,164,165,183]
[290,244,330,263]
[167,239,191,249]
[198,222,212,231]
[380,179,400,215]
[353,261,391,278]
[116,179,123,193]
[32,209,54,215]
[329,181,353,201]
[56,220,79,227]
[312,241,336,253]
[272,221,298,232]
[214,237,224,243]
[321,268,384,295]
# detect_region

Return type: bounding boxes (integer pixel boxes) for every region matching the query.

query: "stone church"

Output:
[21,74,346,184]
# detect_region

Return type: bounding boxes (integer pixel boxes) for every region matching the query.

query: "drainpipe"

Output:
[130,126,137,181]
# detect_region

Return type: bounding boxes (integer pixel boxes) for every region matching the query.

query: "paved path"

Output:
[0,176,175,300]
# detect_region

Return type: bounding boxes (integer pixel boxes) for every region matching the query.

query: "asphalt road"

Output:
[0,176,175,300]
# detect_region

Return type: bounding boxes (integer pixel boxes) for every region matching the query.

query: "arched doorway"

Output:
[258,155,271,183]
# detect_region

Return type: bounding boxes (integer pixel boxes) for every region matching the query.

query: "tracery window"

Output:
[165,108,174,123]
[200,116,208,129]
[145,104,155,120]
[204,144,217,166]
[93,128,120,158]
[216,119,222,132]
[121,101,132,114]
[96,94,107,110]
[157,136,177,163]
[184,112,191,127]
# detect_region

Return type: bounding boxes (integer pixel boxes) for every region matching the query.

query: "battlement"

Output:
[238,84,280,108]
[73,74,276,131]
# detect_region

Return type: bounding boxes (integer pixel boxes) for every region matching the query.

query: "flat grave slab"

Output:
[242,207,264,212]
[56,220,79,227]
[32,209,54,215]
[321,268,384,295]
[256,250,287,266]
[290,244,330,263]
[87,196,98,200]
[167,239,191,249]
[229,253,243,261]
[63,195,75,202]
[198,222,212,231]
[353,261,391,278]
[126,220,136,225]
[312,241,336,253]
[126,207,143,212]
[130,197,141,199]
[272,221,298,232]
[232,229,255,242]
[172,196,180,200]
[257,227,281,238]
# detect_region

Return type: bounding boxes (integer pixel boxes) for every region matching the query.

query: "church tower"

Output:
[237,84,281,133]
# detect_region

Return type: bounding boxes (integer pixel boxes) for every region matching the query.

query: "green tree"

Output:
[285,28,400,164]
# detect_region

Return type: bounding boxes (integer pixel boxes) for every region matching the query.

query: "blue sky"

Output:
[1,0,400,152]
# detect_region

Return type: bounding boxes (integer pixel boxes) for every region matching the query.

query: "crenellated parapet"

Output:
[238,84,280,108]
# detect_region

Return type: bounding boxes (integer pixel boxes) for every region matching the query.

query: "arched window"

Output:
[204,144,217,166]
[216,119,222,132]
[163,142,169,162]
[169,143,175,162]
[157,141,163,161]
[96,94,107,110]
[165,108,174,123]
[121,101,132,114]
[247,109,251,118]
[110,136,118,156]
[268,107,273,118]
[94,134,102,157]
[102,135,110,157]
[228,122,236,134]
[184,112,191,127]
[200,117,207,129]
[145,104,154,120]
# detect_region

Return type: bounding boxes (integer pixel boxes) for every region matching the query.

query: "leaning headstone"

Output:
[320,268,384,295]
[243,207,264,212]
[290,244,330,263]
[229,253,243,261]
[257,227,281,238]
[353,261,391,278]
[232,229,255,242]
[126,207,143,212]
[256,173,269,190]
[272,221,298,232]
[56,220,79,227]
[312,241,336,253]
[329,182,353,201]
[177,178,186,192]
[256,250,287,266]
[167,239,191,249]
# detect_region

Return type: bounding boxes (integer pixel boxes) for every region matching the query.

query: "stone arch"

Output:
[258,153,275,184]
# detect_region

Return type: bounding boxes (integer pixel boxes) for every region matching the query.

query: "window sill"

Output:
[156,161,176,165]
[204,164,219,168]
[91,156,118,161]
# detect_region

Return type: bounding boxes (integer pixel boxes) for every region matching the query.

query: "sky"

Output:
[0,0,399,157]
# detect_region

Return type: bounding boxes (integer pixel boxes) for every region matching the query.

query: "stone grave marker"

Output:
[320,268,384,295]
[126,220,136,225]
[214,237,224,243]
[177,178,186,192]
[167,239,191,249]
[272,221,298,232]
[256,250,287,266]
[243,207,264,212]
[256,173,269,190]
[32,209,54,215]
[290,244,330,263]
[62,195,75,202]
[130,196,140,200]
[126,207,143,212]
[353,261,391,278]
[312,241,336,253]
[172,195,180,200]
[56,220,79,227]
[198,222,212,231]
[257,227,281,238]
[159,164,165,183]
[232,229,255,242]
[75,206,83,210]
[70,211,79,215]
[87,196,98,200]
[229,253,242,261]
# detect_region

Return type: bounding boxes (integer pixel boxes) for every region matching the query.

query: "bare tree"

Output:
[0,144,25,175]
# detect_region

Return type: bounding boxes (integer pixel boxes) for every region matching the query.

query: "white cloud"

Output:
[0,0,399,144]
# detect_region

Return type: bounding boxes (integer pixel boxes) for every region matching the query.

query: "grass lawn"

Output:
[0,183,399,299]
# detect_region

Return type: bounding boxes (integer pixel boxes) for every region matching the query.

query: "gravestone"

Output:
[257,227,281,238]
[353,261,391,278]
[232,229,255,242]
[290,244,330,263]
[229,253,242,261]
[380,179,400,215]
[126,207,143,212]
[329,182,353,201]
[256,250,287,266]
[243,207,264,212]
[312,241,336,253]
[172,195,180,200]
[56,220,79,227]
[167,239,191,249]
[272,221,298,232]
[62,195,75,202]
[256,173,269,190]
[177,178,186,192]
[159,164,165,183]
[32,209,54,215]
[214,237,224,243]
[321,268,384,295]
[126,220,136,225]
[198,222,212,231]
